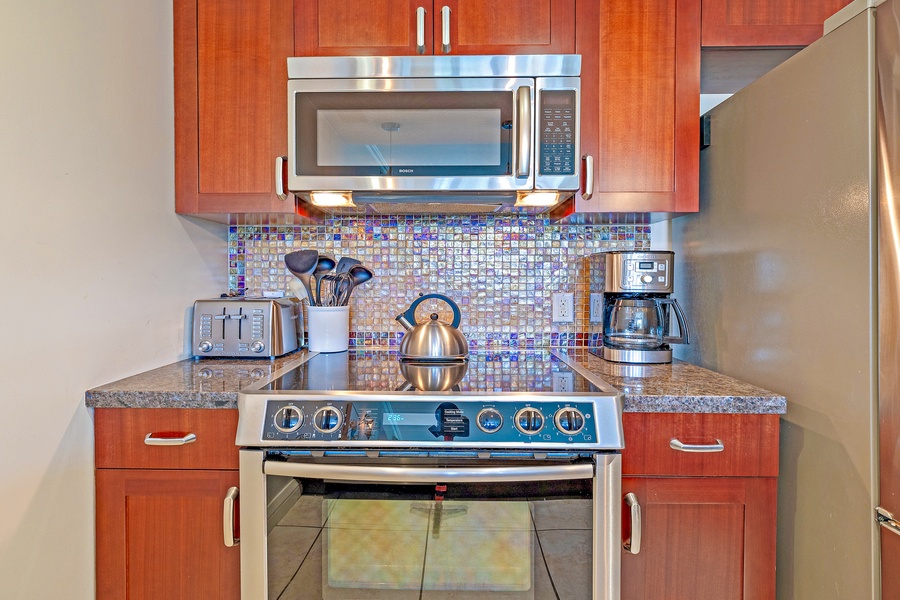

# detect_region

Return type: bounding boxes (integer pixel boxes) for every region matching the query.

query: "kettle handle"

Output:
[656,298,691,345]
[398,294,462,329]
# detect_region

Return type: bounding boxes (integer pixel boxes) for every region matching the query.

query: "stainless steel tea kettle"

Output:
[396,293,468,361]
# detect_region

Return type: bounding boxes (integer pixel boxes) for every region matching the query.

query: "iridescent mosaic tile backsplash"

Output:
[228,215,650,349]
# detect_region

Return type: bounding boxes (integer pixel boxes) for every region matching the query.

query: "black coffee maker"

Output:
[592,250,690,364]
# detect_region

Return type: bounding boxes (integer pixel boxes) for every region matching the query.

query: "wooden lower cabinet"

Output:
[621,413,779,599]
[94,408,241,600]
[95,469,240,600]
[621,476,777,600]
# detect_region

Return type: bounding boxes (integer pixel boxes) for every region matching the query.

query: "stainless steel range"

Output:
[235,349,624,600]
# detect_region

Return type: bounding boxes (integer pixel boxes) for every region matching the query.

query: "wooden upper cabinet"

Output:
[295,0,575,56]
[701,0,853,47]
[174,0,300,217]
[575,0,700,215]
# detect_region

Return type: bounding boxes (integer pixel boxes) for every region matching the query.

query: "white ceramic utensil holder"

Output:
[308,306,349,353]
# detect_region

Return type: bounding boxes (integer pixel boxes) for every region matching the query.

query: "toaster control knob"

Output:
[250,341,265,353]
[273,406,303,433]
[198,340,213,353]
[554,408,585,435]
[514,408,544,435]
[313,407,343,433]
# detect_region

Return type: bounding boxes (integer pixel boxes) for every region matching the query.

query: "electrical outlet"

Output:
[552,292,574,323]
[590,293,604,324]
[552,372,574,393]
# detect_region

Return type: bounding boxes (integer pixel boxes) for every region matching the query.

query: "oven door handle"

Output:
[264,460,595,483]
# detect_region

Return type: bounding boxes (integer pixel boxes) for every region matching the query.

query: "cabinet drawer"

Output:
[622,413,779,477]
[95,408,238,470]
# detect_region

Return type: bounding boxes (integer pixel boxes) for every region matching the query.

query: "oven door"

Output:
[239,450,621,600]
[287,77,536,194]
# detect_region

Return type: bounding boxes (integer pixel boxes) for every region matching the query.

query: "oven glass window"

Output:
[265,477,593,600]
[295,91,515,177]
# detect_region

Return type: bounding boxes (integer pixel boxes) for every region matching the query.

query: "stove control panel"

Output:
[257,398,605,446]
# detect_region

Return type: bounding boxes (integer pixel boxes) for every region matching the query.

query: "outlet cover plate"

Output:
[552,292,574,323]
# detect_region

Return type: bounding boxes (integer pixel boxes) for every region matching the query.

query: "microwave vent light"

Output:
[515,191,561,207]
[310,191,356,207]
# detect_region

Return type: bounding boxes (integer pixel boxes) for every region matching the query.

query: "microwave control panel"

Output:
[539,90,576,175]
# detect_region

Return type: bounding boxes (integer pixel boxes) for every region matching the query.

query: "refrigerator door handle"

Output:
[877,507,900,537]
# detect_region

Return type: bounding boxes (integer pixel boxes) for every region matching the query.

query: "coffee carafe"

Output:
[594,250,690,364]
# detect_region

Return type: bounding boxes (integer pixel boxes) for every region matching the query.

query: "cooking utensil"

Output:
[335,256,361,274]
[284,250,318,304]
[338,265,374,306]
[287,277,308,303]
[312,254,336,305]
[395,293,468,361]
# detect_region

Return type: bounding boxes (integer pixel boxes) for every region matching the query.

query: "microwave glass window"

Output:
[316,109,501,168]
[295,90,516,177]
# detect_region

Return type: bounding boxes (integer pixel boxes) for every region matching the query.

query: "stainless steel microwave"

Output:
[280,55,582,213]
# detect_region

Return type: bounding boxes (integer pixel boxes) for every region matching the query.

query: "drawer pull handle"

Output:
[144,432,197,446]
[224,487,240,547]
[670,438,724,453]
[624,492,642,554]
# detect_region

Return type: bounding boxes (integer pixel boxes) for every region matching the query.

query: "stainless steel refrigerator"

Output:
[671,0,900,597]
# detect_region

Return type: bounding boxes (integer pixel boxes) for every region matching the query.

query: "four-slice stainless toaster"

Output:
[192,297,300,358]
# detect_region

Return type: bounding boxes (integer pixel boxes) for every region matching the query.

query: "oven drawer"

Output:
[95,408,238,470]
[622,412,779,477]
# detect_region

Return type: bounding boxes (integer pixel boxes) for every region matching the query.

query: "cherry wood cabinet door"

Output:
[95,469,241,600]
[438,0,575,55]
[295,0,574,56]
[575,0,700,215]
[174,0,298,217]
[701,0,852,47]
[295,0,428,56]
[621,476,777,600]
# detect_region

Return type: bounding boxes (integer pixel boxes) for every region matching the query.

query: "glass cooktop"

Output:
[260,350,610,394]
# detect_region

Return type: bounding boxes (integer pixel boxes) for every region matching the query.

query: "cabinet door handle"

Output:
[440,6,451,53]
[275,156,289,201]
[581,154,594,200]
[624,492,642,554]
[224,487,240,547]
[144,432,197,446]
[515,86,532,178]
[670,438,725,453]
[415,7,426,54]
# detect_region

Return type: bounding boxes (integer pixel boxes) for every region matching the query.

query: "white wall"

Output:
[0,2,226,597]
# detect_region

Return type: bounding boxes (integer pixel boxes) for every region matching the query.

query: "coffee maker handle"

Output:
[658,298,691,345]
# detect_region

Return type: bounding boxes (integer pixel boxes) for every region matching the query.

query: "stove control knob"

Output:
[554,408,585,435]
[476,408,503,433]
[515,408,545,435]
[198,340,213,353]
[313,406,343,433]
[273,405,303,433]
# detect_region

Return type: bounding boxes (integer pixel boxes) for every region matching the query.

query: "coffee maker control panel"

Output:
[604,251,673,293]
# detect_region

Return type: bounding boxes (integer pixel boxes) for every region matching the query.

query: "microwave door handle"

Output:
[275,156,289,201]
[264,460,595,483]
[416,6,426,54]
[516,86,532,179]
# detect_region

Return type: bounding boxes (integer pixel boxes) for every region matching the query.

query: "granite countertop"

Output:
[559,348,786,414]
[85,351,313,409]
[85,348,786,414]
